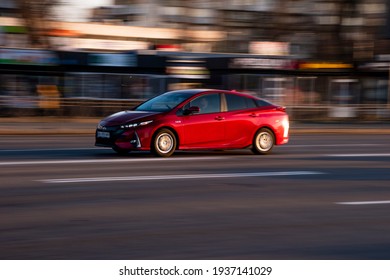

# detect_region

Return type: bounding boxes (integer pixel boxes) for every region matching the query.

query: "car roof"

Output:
[166,88,255,98]
[166,89,212,95]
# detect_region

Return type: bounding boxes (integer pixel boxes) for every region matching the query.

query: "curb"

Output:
[0,129,95,135]
[0,127,390,136]
[290,128,390,135]
[1,118,390,135]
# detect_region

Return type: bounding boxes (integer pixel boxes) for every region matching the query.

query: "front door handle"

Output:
[215,116,225,121]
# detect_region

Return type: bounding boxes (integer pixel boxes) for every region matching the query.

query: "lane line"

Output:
[2,152,390,166]
[327,153,390,157]
[0,148,101,153]
[0,157,225,166]
[336,200,390,205]
[39,171,324,184]
[288,144,383,148]
[0,143,385,153]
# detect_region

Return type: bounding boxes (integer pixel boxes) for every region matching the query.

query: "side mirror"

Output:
[183,106,200,115]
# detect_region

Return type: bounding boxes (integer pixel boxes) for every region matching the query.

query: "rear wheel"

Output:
[252,128,274,155]
[152,129,176,157]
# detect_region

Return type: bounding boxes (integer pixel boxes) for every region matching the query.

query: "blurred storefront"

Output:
[1,47,390,121]
[1,0,390,120]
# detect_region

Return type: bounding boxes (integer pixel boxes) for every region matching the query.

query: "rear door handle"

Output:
[249,113,257,117]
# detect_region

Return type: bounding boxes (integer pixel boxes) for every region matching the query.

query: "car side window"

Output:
[255,99,273,107]
[187,94,221,114]
[225,94,257,111]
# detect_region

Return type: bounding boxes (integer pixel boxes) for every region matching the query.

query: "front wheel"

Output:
[152,129,177,157]
[252,128,275,155]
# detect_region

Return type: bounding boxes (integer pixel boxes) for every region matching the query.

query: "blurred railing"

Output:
[60,97,143,116]
[0,96,143,118]
[289,104,390,122]
[2,69,390,122]
[1,96,390,122]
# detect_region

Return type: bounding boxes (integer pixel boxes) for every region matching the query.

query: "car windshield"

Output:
[135,91,195,112]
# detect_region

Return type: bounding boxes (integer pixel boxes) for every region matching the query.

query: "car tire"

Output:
[252,128,274,155]
[152,129,176,157]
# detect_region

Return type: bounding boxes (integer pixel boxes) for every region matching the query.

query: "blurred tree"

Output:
[384,0,390,39]
[335,0,360,59]
[16,0,62,48]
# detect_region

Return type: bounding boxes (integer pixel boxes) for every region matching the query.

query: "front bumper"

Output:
[95,126,150,150]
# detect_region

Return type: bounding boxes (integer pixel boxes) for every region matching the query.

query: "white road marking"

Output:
[288,144,383,148]
[39,171,324,184]
[0,148,101,153]
[0,144,384,153]
[0,157,225,166]
[327,153,390,157]
[336,200,390,205]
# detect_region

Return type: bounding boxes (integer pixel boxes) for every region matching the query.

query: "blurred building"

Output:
[88,0,389,60]
[2,1,390,120]
[0,0,389,60]
[0,0,18,17]
[0,1,27,48]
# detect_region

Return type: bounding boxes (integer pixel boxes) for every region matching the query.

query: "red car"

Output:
[95,89,289,157]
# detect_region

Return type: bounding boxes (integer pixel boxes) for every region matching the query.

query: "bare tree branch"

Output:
[16,0,62,48]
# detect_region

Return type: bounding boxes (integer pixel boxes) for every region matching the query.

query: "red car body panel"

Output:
[178,112,226,148]
[95,89,289,154]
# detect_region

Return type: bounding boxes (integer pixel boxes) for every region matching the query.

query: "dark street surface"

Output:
[0,132,390,260]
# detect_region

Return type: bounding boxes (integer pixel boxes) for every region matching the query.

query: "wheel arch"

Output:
[252,126,276,155]
[253,125,276,143]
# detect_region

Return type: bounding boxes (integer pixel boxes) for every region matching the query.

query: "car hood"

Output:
[100,111,162,126]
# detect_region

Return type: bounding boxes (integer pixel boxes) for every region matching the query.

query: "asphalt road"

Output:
[0,134,390,260]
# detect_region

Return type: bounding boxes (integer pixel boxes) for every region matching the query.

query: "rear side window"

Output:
[225,94,257,111]
[255,99,273,107]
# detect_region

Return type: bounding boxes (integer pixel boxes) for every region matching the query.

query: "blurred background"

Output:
[1,0,390,121]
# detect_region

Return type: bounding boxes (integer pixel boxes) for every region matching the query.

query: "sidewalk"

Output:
[0,117,390,135]
[0,117,98,135]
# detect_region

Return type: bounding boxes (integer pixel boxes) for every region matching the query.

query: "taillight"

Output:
[282,118,289,138]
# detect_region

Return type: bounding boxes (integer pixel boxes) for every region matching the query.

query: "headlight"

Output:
[121,120,153,129]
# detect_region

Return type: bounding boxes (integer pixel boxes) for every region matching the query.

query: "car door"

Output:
[222,93,259,148]
[178,93,226,148]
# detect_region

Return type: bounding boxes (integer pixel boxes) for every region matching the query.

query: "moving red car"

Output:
[95,89,289,157]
